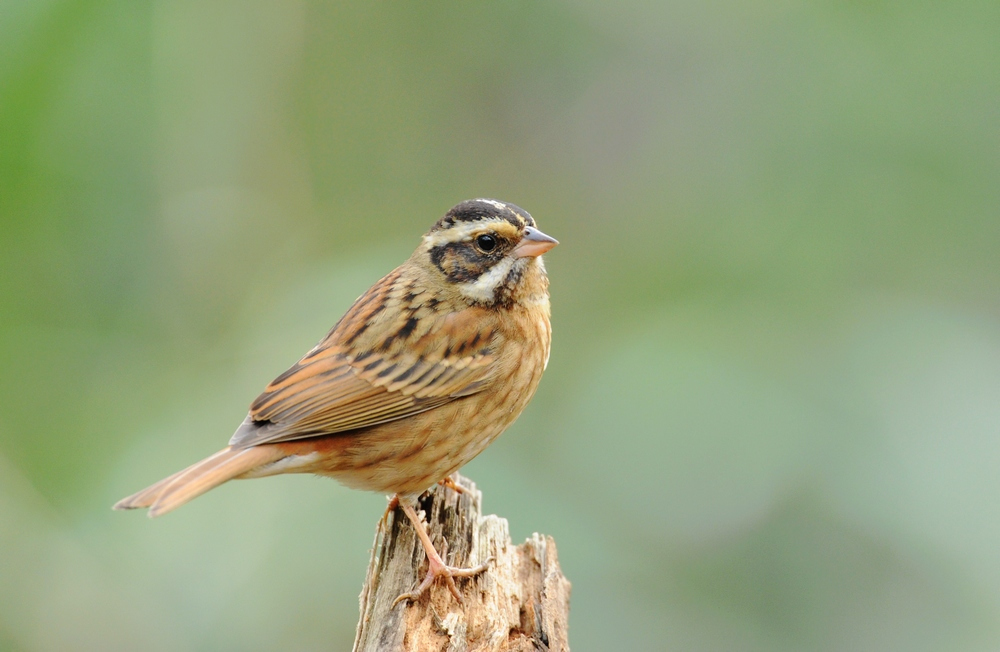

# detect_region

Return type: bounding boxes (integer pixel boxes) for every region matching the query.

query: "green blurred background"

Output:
[2,1,999,650]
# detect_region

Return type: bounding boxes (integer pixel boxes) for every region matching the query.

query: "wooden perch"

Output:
[353,474,571,652]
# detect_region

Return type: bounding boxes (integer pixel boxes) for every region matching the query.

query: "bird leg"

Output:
[391,498,491,607]
[437,475,466,495]
[384,476,462,525]
[380,494,400,526]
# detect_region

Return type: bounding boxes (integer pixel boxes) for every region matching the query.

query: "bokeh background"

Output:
[2,1,999,650]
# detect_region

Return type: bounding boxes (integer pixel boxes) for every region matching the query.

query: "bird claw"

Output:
[391,499,493,608]
[392,554,493,608]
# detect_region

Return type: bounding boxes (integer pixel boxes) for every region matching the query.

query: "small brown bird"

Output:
[115,199,557,604]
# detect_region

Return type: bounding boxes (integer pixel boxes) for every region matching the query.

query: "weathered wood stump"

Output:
[353,474,571,652]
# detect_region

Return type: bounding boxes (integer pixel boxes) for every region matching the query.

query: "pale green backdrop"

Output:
[2,1,999,650]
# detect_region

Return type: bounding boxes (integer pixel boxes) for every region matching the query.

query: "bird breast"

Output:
[278,300,551,496]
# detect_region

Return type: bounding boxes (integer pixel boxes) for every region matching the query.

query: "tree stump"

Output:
[353,474,571,652]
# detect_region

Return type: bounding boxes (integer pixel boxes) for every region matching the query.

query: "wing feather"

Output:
[228,270,499,448]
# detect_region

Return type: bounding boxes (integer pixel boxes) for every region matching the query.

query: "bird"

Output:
[114,198,557,605]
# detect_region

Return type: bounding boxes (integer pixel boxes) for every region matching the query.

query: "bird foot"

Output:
[391,547,492,607]
[437,475,466,495]
[391,499,493,608]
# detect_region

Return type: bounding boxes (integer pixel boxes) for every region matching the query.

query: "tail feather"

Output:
[113,448,234,511]
[113,445,285,518]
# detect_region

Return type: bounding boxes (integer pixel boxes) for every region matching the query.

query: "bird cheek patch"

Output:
[429,242,487,283]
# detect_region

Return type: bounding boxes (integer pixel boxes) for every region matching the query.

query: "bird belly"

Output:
[276,336,547,495]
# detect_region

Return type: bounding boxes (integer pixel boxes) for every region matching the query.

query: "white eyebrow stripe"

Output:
[422,219,508,248]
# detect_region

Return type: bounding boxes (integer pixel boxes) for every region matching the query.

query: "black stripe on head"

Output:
[431,199,535,232]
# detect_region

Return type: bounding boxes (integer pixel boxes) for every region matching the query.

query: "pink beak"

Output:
[512,226,559,258]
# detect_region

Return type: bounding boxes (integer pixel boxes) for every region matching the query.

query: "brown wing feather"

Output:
[228,268,499,448]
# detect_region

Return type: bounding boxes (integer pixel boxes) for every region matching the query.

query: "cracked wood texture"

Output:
[354,474,571,652]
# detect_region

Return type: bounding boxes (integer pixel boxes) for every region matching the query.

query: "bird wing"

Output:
[228,270,498,448]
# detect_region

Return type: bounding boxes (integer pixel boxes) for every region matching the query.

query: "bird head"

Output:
[418,199,558,307]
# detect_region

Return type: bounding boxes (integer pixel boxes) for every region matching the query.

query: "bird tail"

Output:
[113,445,285,518]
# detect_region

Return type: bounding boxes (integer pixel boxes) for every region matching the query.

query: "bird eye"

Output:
[475,234,497,252]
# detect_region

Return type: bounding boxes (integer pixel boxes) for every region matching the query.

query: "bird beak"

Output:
[512,226,559,258]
